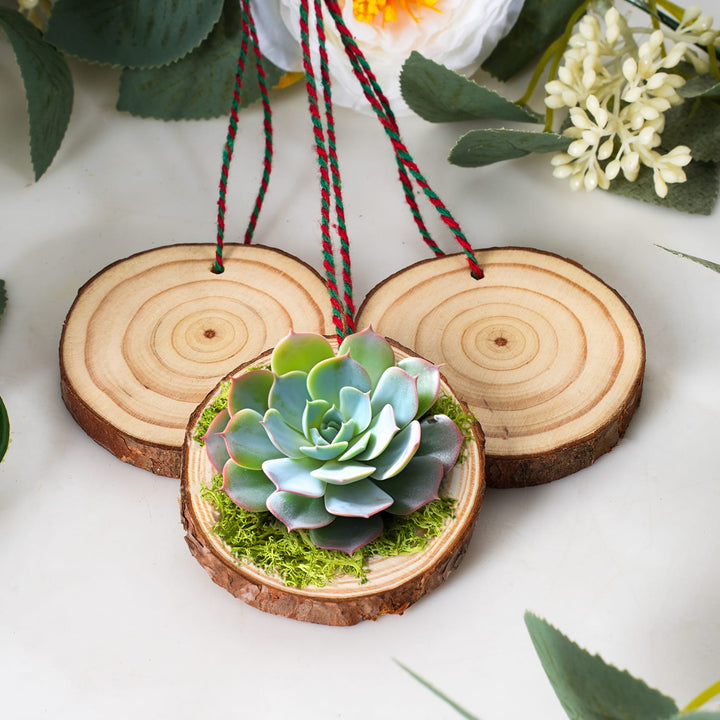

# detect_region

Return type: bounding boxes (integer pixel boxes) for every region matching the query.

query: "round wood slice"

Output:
[60,244,333,477]
[181,341,485,626]
[356,247,645,488]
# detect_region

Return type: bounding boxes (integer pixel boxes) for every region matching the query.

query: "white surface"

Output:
[1,45,719,720]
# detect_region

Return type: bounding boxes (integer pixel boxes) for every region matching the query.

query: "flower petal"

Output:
[306,354,372,408]
[338,326,396,389]
[262,408,307,459]
[416,414,465,474]
[268,370,310,431]
[309,515,384,555]
[299,441,349,461]
[370,367,419,428]
[338,386,372,433]
[270,331,334,375]
[324,479,393,517]
[222,460,275,512]
[266,491,334,531]
[261,456,325,497]
[371,420,421,479]
[397,357,440,418]
[223,409,282,470]
[311,460,376,485]
[202,408,231,472]
[381,456,445,515]
[354,404,399,461]
[228,369,274,416]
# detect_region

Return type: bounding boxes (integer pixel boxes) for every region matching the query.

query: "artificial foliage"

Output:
[198,327,470,559]
[0,279,7,463]
[401,0,720,214]
[400,613,720,719]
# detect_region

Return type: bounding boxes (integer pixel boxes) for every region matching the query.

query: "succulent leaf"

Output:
[271,331,334,375]
[339,386,372,434]
[370,367,419,428]
[223,461,275,511]
[228,369,274,416]
[262,408,308,459]
[371,420,422,480]
[417,414,465,474]
[324,479,394,517]
[354,404,399,461]
[380,456,445,515]
[202,407,231,472]
[261,457,325,497]
[266,491,334,530]
[223,408,282,470]
[268,371,310,431]
[398,357,441,418]
[336,431,372,462]
[302,398,331,438]
[307,354,372,408]
[299,440,350,461]
[318,406,345,442]
[310,460,376,485]
[338,326,396,389]
[310,515,384,555]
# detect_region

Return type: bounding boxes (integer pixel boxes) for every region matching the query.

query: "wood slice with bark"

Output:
[356,247,645,488]
[60,244,333,477]
[181,341,485,626]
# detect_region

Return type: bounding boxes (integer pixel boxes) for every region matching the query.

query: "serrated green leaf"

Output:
[0,280,6,319]
[45,0,224,68]
[606,160,719,215]
[0,9,73,180]
[482,0,587,81]
[657,246,720,274]
[449,128,569,167]
[525,612,679,720]
[0,395,8,464]
[662,99,720,163]
[395,661,479,720]
[400,51,541,124]
[117,0,282,119]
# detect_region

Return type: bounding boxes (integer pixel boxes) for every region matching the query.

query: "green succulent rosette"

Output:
[203,327,464,555]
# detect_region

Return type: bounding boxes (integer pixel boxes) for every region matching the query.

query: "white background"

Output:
[1,23,719,720]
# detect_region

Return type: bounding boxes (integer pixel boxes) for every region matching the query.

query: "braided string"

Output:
[323,0,483,280]
[300,0,348,341]
[214,0,274,272]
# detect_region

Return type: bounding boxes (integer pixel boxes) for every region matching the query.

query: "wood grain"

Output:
[356,247,645,488]
[181,341,486,626]
[60,244,333,477]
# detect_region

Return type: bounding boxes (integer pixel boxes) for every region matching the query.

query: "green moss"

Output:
[193,382,230,445]
[201,474,456,588]
[427,393,478,464]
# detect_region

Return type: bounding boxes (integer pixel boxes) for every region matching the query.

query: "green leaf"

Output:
[0,280,6,319]
[45,0,224,68]
[0,395,8,464]
[525,612,679,720]
[0,9,73,180]
[606,160,719,215]
[400,52,541,124]
[657,246,720,274]
[395,661,480,720]
[482,0,587,81]
[117,0,283,119]
[662,99,720,163]
[680,73,720,100]
[449,128,570,167]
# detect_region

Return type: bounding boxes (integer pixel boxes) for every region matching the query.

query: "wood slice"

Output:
[181,341,485,626]
[60,244,333,477]
[356,247,645,488]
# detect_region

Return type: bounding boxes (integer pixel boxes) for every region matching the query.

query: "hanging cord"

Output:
[213,0,274,274]
[322,0,483,280]
[299,0,354,341]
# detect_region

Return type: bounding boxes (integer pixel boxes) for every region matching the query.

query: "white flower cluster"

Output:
[545,7,714,198]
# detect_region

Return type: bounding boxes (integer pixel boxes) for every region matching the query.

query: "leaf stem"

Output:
[682,678,720,712]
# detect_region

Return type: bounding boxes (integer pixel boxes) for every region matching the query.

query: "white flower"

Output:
[251,0,524,113]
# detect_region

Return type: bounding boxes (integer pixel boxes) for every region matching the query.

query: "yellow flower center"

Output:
[352,0,440,24]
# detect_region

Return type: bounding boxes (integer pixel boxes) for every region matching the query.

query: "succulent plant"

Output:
[203,327,465,555]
